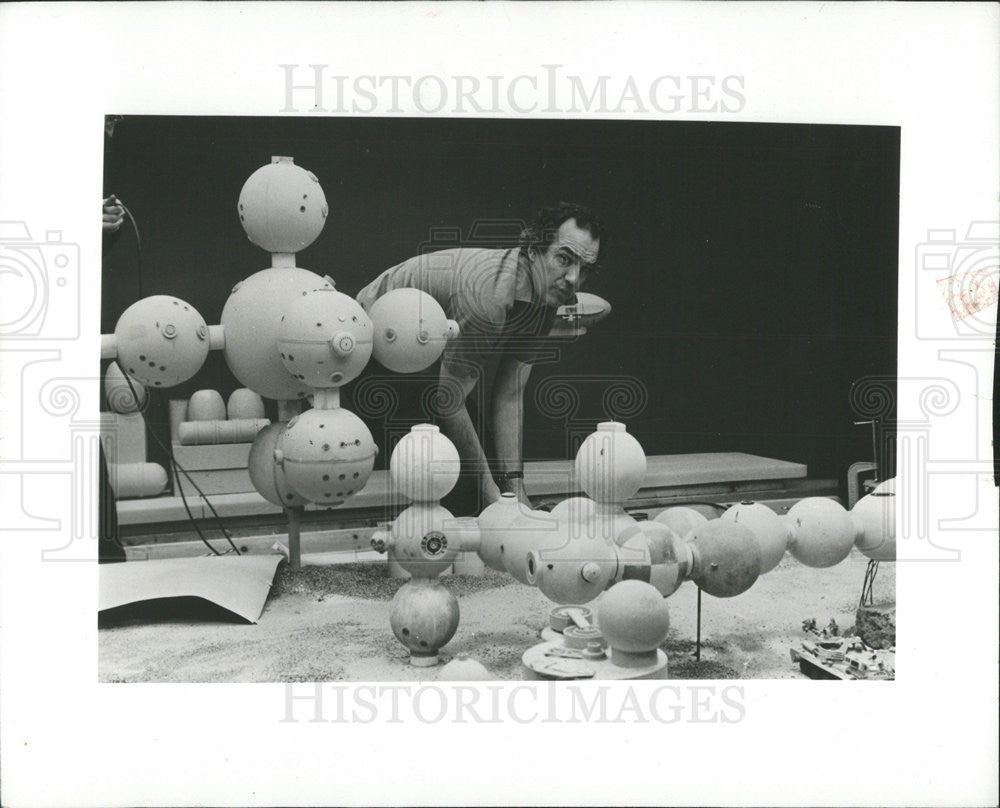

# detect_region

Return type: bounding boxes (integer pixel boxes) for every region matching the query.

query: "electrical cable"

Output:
[113,361,241,557]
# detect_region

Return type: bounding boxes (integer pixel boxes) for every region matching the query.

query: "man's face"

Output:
[534,218,600,307]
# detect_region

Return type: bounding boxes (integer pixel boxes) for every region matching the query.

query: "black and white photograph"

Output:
[0,4,997,807]
[97,115,900,684]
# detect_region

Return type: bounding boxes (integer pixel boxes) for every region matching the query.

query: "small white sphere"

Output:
[277,407,377,504]
[238,157,328,254]
[389,424,461,502]
[786,498,856,568]
[368,288,459,374]
[598,580,671,653]
[721,501,788,573]
[852,491,896,562]
[114,295,210,388]
[574,422,647,504]
[221,267,330,401]
[277,287,373,388]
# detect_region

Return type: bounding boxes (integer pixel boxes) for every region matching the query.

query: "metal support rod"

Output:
[286,506,303,570]
[695,586,702,661]
[860,559,879,607]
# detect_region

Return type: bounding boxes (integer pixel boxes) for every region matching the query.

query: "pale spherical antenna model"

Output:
[276,287,374,388]
[851,490,896,562]
[247,422,309,508]
[220,267,332,401]
[785,497,856,568]
[238,156,329,254]
[720,501,788,574]
[275,408,377,505]
[389,423,461,502]
[368,288,460,373]
[574,421,647,505]
[113,295,211,388]
[687,519,762,598]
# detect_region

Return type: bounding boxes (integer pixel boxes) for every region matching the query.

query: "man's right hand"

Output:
[102,196,124,234]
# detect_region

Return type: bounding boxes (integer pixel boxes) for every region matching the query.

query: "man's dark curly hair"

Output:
[519,202,606,260]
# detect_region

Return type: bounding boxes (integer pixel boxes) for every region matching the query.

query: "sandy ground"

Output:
[98,550,894,682]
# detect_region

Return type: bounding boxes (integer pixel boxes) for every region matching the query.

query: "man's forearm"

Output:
[491,386,524,476]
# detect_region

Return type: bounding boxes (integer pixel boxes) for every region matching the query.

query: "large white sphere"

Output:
[477,493,524,571]
[852,491,896,562]
[786,498,856,568]
[248,422,308,507]
[721,501,788,573]
[574,421,647,504]
[390,502,459,578]
[114,295,210,388]
[277,287,373,388]
[389,424,461,502]
[598,580,671,653]
[368,288,459,374]
[238,157,328,254]
[276,407,377,504]
[221,267,329,401]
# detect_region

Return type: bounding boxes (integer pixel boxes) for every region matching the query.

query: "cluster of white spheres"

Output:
[105,155,462,512]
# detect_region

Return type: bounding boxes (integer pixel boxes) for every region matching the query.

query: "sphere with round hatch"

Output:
[499,510,568,585]
[389,424,461,503]
[598,580,671,657]
[113,295,210,388]
[247,422,309,508]
[720,501,788,574]
[389,502,460,578]
[104,362,146,414]
[368,288,460,374]
[785,497,856,568]
[221,267,330,401]
[276,407,377,504]
[276,288,373,388]
[574,422,647,505]
[526,537,618,605]
[389,578,460,667]
[237,156,328,254]
[688,519,762,598]
[476,492,523,572]
[851,491,896,562]
[653,505,709,540]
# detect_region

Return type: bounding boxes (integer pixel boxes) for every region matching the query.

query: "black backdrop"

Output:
[102,116,898,486]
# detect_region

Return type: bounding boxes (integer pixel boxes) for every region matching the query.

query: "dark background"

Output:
[102,116,898,486]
